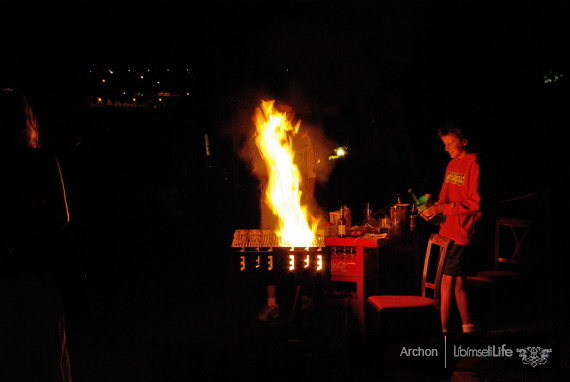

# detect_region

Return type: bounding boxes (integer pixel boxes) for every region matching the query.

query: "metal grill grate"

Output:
[232,229,324,251]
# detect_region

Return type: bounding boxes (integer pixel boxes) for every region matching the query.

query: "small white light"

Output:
[336,147,347,157]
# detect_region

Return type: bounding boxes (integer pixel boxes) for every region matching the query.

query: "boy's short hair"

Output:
[438,123,468,141]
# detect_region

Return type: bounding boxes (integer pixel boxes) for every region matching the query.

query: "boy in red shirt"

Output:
[422,124,481,337]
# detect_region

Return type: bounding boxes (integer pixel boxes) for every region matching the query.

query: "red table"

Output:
[325,234,401,332]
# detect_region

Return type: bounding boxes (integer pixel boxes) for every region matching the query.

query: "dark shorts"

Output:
[443,244,476,277]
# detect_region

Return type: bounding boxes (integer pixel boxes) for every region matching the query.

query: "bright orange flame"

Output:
[253,100,318,247]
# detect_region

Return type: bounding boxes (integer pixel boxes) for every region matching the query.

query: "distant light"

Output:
[158,98,162,102]
[128,69,131,72]
[102,79,106,83]
[140,75,144,79]
[97,97,103,103]
[186,92,190,96]
[157,81,160,84]
[147,69,151,72]
[109,70,114,74]
[544,71,566,84]
[167,69,170,71]
[132,98,136,102]
[122,92,126,95]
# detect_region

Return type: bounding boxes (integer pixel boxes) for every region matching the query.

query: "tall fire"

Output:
[231,100,326,276]
[252,100,319,248]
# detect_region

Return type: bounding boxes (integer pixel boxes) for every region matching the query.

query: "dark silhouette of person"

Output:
[0,88,72,381]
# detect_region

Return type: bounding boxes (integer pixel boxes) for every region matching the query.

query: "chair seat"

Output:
[367,295,435,312]
[468,270,522,282]
[478,270,522,278]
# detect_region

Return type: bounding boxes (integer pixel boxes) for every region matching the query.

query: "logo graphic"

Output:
[516,346,552,368]
[445,171,465,186]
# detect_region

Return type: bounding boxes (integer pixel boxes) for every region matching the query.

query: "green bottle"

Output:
[408,188,444,225]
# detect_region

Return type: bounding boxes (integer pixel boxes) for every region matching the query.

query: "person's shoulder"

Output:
[465,153,479,163]
[292,131,311,147]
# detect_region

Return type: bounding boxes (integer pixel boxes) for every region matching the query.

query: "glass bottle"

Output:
[408,188,443,225]
[337,206,347,238]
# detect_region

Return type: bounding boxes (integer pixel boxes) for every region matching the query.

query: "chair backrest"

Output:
[494,216,532,271]
[421,233,453,308]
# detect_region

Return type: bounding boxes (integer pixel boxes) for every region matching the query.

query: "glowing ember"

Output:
[253,100,318,248]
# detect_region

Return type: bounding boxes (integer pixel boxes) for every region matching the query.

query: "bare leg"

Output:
[267,285,276,303]
[454,276,473,326]
[440,275,454,332]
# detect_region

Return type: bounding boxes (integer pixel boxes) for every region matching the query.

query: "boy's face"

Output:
[441,134,468,159]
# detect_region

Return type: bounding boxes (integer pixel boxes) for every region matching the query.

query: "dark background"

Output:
[1,1,565,380]
[2,0,562,206]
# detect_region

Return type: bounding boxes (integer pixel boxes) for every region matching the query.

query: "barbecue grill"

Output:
[231,229,329,280]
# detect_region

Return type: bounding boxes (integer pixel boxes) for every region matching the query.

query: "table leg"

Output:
[354,245,365,333]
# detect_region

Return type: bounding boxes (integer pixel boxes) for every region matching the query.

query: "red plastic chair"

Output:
[365,234,453,369]
[367,233,452,315]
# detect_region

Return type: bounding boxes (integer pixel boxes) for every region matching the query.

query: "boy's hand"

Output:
[422,203,443,220]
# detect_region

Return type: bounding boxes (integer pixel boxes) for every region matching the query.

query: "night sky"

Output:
[2,0,565,226]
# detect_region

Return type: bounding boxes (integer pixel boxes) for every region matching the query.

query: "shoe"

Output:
[258,304,280,321]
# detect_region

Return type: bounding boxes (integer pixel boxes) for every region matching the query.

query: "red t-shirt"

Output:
[437,153,482,245]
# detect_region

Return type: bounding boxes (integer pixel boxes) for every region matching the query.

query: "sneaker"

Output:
[258,304,280,321]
